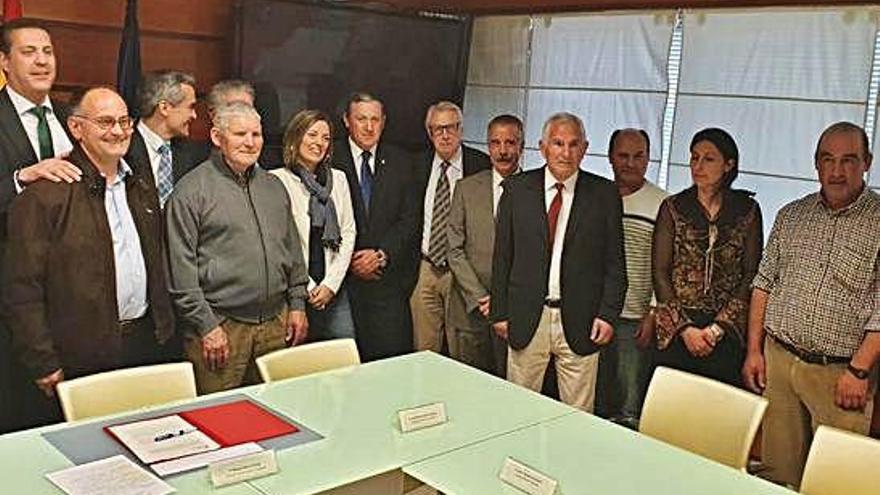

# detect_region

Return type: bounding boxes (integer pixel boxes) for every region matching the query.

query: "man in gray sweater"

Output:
[166,103,308,393]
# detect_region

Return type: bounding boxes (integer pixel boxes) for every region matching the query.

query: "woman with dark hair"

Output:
[651,128,763,386]
[271,110,357,341]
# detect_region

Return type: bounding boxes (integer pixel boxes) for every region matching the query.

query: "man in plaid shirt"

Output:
[743,121,880,489]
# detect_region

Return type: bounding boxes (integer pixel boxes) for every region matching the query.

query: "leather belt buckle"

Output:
[773,335,848,365]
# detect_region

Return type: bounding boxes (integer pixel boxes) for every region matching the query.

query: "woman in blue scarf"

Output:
[271,110,357,342]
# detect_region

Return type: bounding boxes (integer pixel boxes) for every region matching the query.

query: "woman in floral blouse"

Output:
[652,128,763,387]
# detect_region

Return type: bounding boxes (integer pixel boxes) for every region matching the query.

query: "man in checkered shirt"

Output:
[742,121,880,489]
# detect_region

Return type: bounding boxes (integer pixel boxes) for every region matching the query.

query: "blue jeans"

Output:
[307,287,356,342]
[596,319,653,428]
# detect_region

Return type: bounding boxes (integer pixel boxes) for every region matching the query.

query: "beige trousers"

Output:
[411,260,454,353]
[507,306,600,412]
[762,336,876,488]
[185,311,288,395]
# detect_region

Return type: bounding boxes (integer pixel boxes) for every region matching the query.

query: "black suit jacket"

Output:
[490,167,627,356]
[416,144,491,199]
[124,126,201,192]
[332,139,420,285]
[0,87,72,220]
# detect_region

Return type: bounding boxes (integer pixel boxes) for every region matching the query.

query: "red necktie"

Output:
[547,182,564,252]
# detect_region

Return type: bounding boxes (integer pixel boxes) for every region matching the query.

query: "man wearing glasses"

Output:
[3,87,175,426]
[411,101,489,354]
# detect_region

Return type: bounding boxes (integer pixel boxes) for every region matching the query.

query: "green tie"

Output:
[28,106,54,160]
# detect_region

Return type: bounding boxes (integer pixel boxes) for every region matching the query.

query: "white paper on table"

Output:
[107,415,220,464]
[151,442,264,477]
[46,455,174,495]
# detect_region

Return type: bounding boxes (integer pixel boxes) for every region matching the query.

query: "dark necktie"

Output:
[547,182,564,252]
[28,106,54,160]
[427,160,451,267]
[360,150,373,214]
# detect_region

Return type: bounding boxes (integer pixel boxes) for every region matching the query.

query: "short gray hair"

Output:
[206,79,255,112]
[541,112,586,143]
[139,70,196,117]
[424,100,463,134]
[212,102,261,131]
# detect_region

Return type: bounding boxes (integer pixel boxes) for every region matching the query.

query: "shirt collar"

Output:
[432,146,463,172]
[107,158,133,187]
[815,184,871,215]
[493,166,520,188]
[7,85,53,118]
[137,120,169,153]
[348,137,377,162]
[544,166,578,192]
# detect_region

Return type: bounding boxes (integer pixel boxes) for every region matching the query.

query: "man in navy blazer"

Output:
[490,112,626,412]
[332,92,420,361]
[411,101,490,354]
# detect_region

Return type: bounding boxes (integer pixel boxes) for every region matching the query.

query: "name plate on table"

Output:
[499,457,558,495]
[398,402,448,433]
[209,450,278,487]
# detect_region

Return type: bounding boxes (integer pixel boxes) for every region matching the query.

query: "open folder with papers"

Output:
[106,399,297,466]
[106,415,220,465]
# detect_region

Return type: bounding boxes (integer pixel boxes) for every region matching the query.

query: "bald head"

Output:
[68,87,133,169]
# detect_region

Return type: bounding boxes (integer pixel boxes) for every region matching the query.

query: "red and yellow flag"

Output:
[1,0,24,87]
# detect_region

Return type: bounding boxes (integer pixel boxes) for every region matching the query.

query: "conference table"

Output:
[0,351,795,495]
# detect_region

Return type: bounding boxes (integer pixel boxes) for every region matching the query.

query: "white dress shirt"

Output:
[106,159,149,320]
[421,147,463,254]
[136,120,171,187]
[545,168,578,300]
[492,167,521,217]
[349,137,378,185]
[8,85,74,192]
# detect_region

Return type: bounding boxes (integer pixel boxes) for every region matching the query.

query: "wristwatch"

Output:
[847,363,870,380]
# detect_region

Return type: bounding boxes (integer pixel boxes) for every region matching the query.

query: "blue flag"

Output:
[116,0,142,118]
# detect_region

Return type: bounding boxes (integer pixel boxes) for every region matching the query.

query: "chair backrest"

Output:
[639,366,768,470]
[56,362,197,422]
[256,338,360,383]
[800,425,880,495]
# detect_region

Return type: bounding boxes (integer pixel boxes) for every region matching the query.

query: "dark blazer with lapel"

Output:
[3,146,175,380]
[0,87,72,220]
[332,139,420,285]
[490,167,627,356]
[416,144,490,218]
[124,125,201,192]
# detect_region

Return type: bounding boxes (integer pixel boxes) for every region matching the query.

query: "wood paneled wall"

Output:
[4,0,237,138]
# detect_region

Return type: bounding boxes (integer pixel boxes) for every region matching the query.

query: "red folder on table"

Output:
[179,400,298,447]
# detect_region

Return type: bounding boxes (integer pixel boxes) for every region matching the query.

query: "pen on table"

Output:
[153,428,198,442]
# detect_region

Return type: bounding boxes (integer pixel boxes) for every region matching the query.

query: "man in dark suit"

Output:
[124,70,198,207]
[490,112,626,412]
[3,87,175,426]
[411,101,490,353]
[447,114,522,376]
[332,92,419,361]
[0,18,79,432]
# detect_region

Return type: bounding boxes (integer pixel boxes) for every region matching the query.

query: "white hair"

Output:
[541,112,586,143]
[212,102,261,131]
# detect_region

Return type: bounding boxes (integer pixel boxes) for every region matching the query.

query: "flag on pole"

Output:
[1,0,24,87]
[116,0,141,117]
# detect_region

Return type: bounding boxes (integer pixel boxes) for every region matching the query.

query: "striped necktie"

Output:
[157,143,174,207]
[427,160,452,267]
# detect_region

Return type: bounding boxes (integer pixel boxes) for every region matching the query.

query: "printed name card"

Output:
[499,457,558,495]
[208,449,278,487]
[398,402,448,433]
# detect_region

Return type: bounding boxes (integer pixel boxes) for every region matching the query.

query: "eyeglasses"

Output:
[430,122,462,136]
[72,114,134,131]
